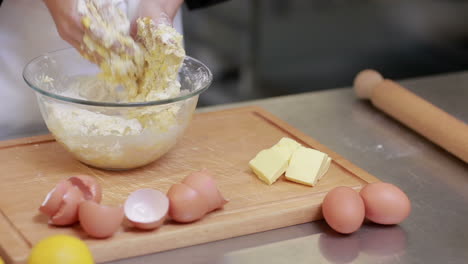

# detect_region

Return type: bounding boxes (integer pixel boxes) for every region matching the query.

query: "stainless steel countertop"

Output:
[109,71,468,264]
[5,70,467,263]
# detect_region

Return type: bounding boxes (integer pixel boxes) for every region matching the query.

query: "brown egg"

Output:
[68,175,102,203]
[39,180,72,217]
[182,169,228,212]
[360,182,411,225]
[50,186,84,226]
[79,200,124,238]
[167,183,209,223]
[124,189,169,230]
[322,186,365,234]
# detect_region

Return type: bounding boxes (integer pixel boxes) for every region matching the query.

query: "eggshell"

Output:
[50,186,84,226]
[167,183,209,223]
[360,182,411,225]
[182,169,228,212]
[322,186,365,234]
[39,180,72,217]
[79,200,124,238]
[68,175,102,203]
[124,189,169,230]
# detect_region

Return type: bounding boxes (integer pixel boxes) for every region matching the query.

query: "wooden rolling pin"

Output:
[353,69,468,163]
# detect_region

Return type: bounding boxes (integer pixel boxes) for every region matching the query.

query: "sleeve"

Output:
[185,0,230,10]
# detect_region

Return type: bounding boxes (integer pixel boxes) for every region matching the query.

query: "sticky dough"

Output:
[78,0,185,102]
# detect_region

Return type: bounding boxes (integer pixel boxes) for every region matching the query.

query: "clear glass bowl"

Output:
[23,48,212,170]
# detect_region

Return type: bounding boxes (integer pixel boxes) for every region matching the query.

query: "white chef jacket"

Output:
[0,0,183,140]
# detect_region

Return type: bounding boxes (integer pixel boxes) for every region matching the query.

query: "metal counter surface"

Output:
[4,70,466,263]
[110,71,468,264]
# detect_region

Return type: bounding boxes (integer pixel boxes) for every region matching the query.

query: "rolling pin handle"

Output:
[353,69,384,99]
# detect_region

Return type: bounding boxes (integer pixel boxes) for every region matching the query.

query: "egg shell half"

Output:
[167,183,209,223]
[39,180,72,217]
[50,186,84,226]
[124,189,169,230]
[68,175,102,203]
[79,200,124,238]
[182,169,228,212]
[322,186,365,234]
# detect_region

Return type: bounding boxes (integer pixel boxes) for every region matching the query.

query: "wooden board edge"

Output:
[250,106,380,184]
[195,105,264,117]
[0,210,30,264]
[91,193,327,263]
[0,134,54,150]
[333,159,380,184]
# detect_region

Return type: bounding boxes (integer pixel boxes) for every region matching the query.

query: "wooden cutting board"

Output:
[0,106,380,264]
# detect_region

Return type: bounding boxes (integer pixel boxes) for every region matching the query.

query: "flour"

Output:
[40,0,189,169]
[47,103,142,136]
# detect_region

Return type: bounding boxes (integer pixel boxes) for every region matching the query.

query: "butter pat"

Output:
[319,157,332,179]
[285,146,329,186]
[249,137,301,185]
[249,149,289,185]
[273,137,302,159]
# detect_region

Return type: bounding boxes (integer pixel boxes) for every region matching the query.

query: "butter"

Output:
[319,157,332,179]
[249,149,289,185]
[249,137,332,186]
[285,146,329,186]
[273,137,302,158]
[249,137,301,185]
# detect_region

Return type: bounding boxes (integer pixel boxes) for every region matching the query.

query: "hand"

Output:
[43,0,83,51]
[44,0,135,63]
[129,0,184,36]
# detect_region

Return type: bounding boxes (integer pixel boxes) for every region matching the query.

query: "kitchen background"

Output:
[181,0,468,106]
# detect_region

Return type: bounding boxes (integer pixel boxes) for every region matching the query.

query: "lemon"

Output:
[28,235,94,264]
[0,256,4,264]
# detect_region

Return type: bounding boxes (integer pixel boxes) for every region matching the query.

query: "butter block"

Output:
[285,146,329,186]
[249,137,301,185]
[319,157,332,179]
[249,149,289,185]
[273,137,302,158]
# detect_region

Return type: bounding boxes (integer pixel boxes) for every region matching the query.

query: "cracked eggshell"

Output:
[79,200,124,238]
[68,175,102,203]
[124,189,169,230]
[167,183,209,223]
[39,180,72,217]
[182,169,228,212]
[50,186,84,226]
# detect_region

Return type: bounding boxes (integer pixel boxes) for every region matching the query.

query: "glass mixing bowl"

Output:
[23,48,212,170]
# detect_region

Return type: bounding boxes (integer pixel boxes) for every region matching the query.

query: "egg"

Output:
[79,200,124,238]
[39,180,72,217]
[167,183,209,223]
[322,186,365,234]
[67,175,102,203]
[360,182,411,225]
[50,186,84,226]
[182,169,228,212]
[124,189,169,230]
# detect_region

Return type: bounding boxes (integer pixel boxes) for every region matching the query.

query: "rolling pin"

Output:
[353,69,468,163]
